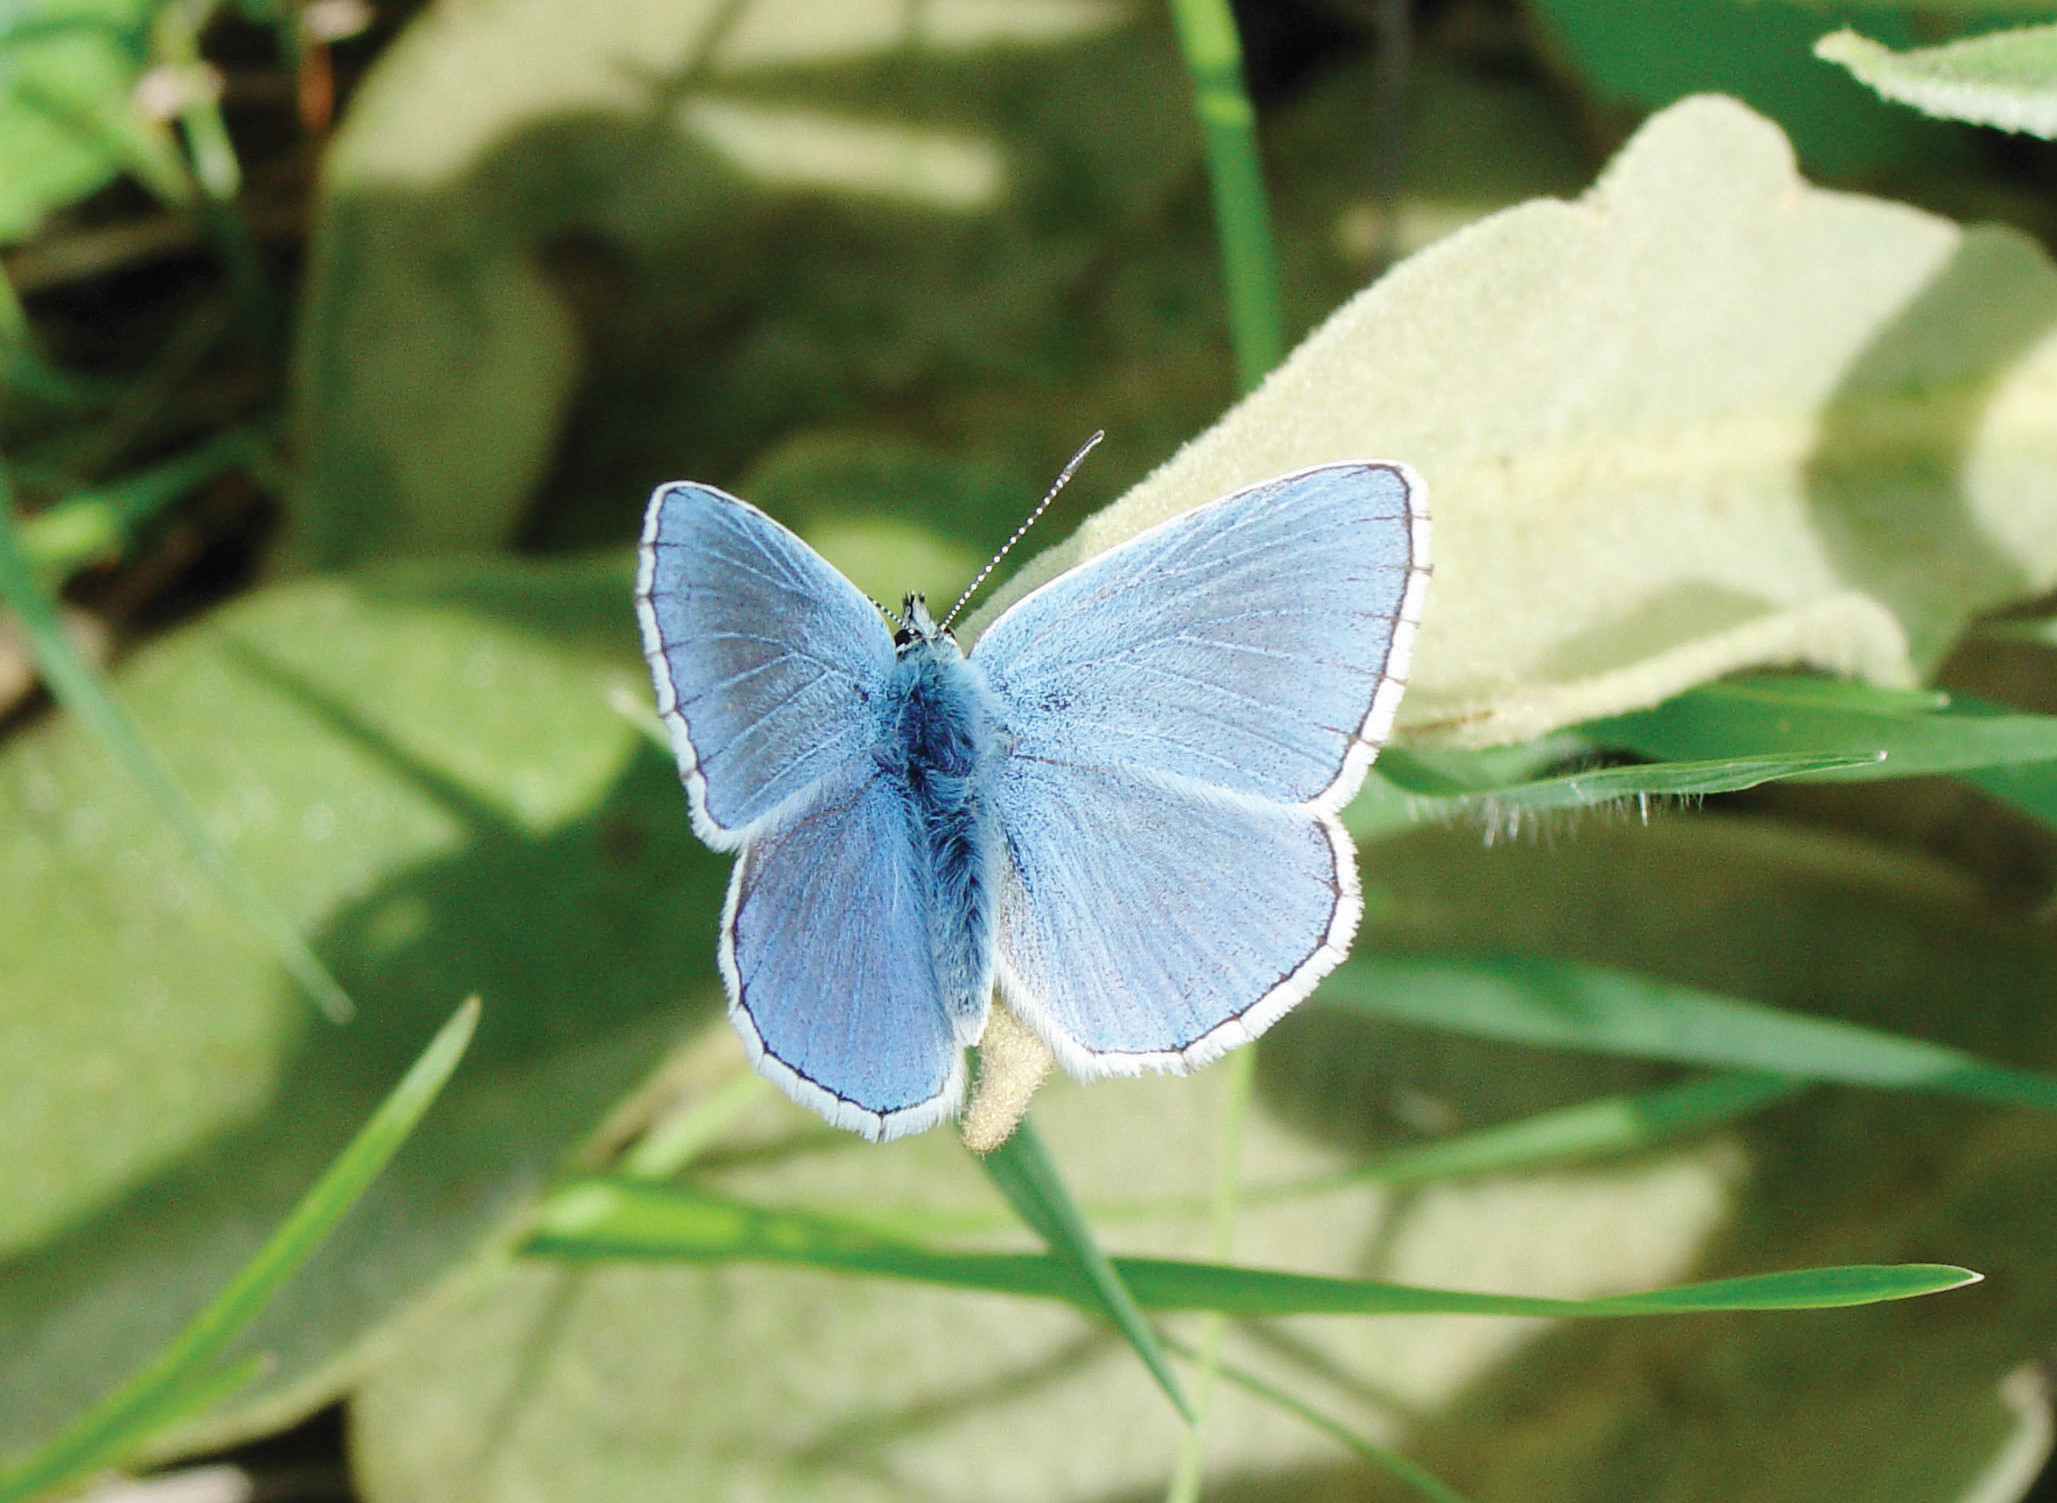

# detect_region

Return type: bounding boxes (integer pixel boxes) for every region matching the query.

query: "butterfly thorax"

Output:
[879,593,1005,1025]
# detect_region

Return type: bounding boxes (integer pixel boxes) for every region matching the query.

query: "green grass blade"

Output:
[527,1179,1974,1316]
[1376,748,1885,807]
[1116,1260,1978,1316]
[1167,1339,1471,1503]
[1583,675,2057,781]
[0,998,479,1502]
[982,1122,1195,1424]
[19,427,274,577]
[1166,0,1283,390]
[1572,1264,1981,1314]
[1261,1071,1807,1199]
[108,1355,268,1455]
[1316,955,2057,1110]
[0,466,354,1022]
[617,1070,774,1180]
[1166,1045,1258,1503]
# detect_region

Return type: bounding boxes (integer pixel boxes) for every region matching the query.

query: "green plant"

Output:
[5,4,2057,1502]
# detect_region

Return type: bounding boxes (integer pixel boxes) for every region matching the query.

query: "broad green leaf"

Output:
[354,809,2057,1503]
[1818,24,2057,137]
[1326,817,2057,1501]
[974,97,2057,753]
[288,0,1197,564]
[0,999,477,1503]
[287,0,1589,574]
[356,1042,1757,1503]
[1784,0,2057,9]
[1585,675,2057,781]
[0,464,353,1023]
[0,555,722,1461]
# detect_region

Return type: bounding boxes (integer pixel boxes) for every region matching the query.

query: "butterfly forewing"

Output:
[636,482,896,841]
[973,464,1427,811]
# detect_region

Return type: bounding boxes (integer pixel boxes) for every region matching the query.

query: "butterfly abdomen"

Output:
[881,637,1004,1028]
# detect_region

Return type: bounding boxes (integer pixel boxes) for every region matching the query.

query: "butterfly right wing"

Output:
[971,463,1427,1075]
[722,758,969,1142]
[636,482,896,845]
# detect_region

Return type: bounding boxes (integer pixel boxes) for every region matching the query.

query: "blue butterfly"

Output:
[636,455,1429,1141]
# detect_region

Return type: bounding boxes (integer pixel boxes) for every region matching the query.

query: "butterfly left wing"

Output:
[974,463,1428,1072]
[722,758,975,1142]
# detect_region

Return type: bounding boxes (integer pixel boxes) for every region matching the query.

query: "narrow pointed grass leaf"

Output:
[1318,955,2057,1110]
[1167,1045,1258,1503]
[1258,1071,1807,1200]
[526,1180,1974,1316]
[1374,733,1597,795]
[1104,1262,1978,1317]
[18,427,274,576]
[0,998,479,1503]
[0,470,354,1021]
[1376,747,1884,807]
[981,1122,1194,1424]
[1568,1264,1981,1314]
[109,1355,268,1458]
[617,1071,774,1180]
[1163,1338,1471,1503]
[1166,0,1282,390]
[1583,675,2057,782]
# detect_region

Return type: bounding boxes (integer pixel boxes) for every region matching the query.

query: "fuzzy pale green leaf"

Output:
[0,1000,478,1502]
[353,811,2057,1503]
[1817,25,2057,138]
[288,0,1194,565]
[0,557,721,1461]
[974,96,2057,749]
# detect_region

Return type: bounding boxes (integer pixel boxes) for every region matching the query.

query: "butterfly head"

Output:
[893,593,953,650]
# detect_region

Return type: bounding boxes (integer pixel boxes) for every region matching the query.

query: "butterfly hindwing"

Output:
[636,482,896,842]
[974,463,1428,811]
[723,758,969,1142]
[991,759,1353,1074]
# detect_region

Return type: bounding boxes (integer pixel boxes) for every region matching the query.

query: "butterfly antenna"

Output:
[874,595,907,631]
[941,430,1104,631]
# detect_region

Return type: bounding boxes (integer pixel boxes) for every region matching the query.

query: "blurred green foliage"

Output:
[7,3,2057,1502]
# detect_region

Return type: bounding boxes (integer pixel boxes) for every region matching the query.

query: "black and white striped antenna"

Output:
[940,431,1103,632]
